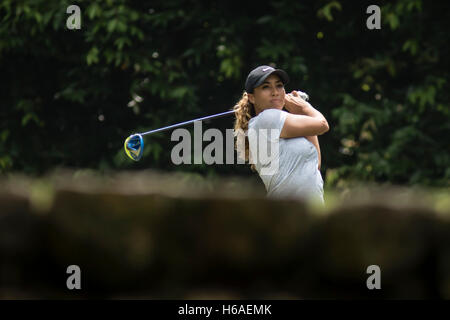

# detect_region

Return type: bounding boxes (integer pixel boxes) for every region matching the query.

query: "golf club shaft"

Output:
[138,110,235,136]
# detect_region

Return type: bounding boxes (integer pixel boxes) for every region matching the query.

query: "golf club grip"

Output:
[295,90,309,101]
[281,90,309,113]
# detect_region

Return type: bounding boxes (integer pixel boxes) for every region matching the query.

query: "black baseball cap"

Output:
[245,65,289,93]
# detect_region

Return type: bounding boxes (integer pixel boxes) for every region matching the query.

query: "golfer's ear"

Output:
[247,93,255,104]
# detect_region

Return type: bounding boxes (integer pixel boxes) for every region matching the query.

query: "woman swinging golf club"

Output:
[233,65,329,205]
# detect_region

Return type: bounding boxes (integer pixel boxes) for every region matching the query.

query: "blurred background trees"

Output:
[0,0,448,187]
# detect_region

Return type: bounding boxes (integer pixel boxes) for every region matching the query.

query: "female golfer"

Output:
[233,65,329,205]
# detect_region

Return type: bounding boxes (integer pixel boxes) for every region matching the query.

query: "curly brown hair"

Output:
[232,91,256,171]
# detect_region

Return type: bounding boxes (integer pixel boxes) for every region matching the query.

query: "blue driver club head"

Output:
[124,134,144,161]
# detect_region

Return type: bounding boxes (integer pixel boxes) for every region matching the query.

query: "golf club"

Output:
[124,110,235,161]
[124,90,309,161]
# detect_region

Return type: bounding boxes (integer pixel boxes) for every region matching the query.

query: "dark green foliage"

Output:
[0,0,448,186]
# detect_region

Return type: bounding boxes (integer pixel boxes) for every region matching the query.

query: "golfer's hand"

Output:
[284,90,309,114]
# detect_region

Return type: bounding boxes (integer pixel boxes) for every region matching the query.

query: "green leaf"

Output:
[386,13,399,30]
[256,15,272,24]
[0,129,10,142]
[86,46,99,65]
[402,40,418,55]
[22,112,40,126]
[114,37,131,50]
[317,1,342,22]
[107,19,118,33]
[34,12,42,24]
[0,156,13,170]
[87,3,101,20]
[116,20,127,33]
[169,87,189,99]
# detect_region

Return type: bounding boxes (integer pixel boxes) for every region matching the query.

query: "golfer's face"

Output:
[252,74,285,110]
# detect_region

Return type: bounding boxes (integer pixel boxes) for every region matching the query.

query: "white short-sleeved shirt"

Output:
[248,108,324,204]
